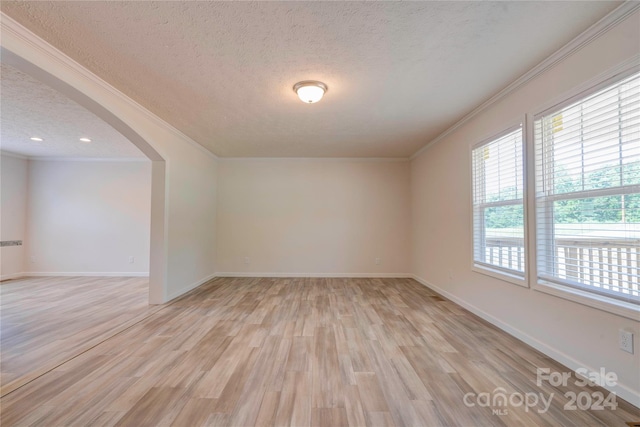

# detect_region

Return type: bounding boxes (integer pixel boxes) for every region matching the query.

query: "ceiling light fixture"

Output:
[30,137,44,142]
[293,81,327,104]
[79,137,92,143]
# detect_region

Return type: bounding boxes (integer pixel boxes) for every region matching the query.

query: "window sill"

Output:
[472,264,528,288]
[533,280,640,321]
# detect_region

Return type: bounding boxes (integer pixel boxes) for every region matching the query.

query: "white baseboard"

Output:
[25,272,150,277]
[0,272,26,281]
[216,272,412,278]
[166,273,217,302]
[411,274,640,408]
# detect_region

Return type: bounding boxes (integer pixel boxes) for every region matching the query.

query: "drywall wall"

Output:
[0,153,28,280]
[411,10,640,404]
[25,160,151,275]
[164,152,217,299]
[217,159,410,276]
[2,17,219,302]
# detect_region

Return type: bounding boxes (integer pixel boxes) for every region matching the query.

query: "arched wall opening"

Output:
[1,48,167,304]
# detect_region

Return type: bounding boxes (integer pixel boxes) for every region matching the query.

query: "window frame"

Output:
[470,120,529,288]
[528,65,640,320]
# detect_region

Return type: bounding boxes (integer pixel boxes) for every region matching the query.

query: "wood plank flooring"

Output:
[1,277,639,426]
[0,276,159,395]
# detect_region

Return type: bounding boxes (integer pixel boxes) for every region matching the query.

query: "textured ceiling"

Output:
[1,1,621,158]
[0,63,145,158]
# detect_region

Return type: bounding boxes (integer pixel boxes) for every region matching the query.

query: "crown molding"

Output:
[529,54,640,119]
[0,12,219,161]
[28,156,149,163]
[1,149,149,162]
[218,156,409,163]
[410,1,640,161]
[0,150,28,160]
[0,150,152,163]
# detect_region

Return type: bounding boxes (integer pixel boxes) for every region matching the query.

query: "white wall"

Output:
[217,159,410,276]
[0,153,28,279]
[165,153,217,298]
[25,160,151,275]
[411,11,640,404]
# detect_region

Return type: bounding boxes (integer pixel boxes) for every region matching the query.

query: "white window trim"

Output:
[472,264,528,288]
[534,280,640,321]
[527,62,640,320]
[470,119,529,288]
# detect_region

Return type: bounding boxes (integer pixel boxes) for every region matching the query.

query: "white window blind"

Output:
[534,72,640,302]
[472,126,525,276]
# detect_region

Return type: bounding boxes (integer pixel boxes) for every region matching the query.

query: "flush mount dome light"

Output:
[79,137,92,143]
[30,137,44,142]
[293,81,327,103]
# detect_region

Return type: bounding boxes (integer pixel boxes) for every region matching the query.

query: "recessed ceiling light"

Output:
[30,137,44,142]
[293,81,327,104]
[79,137,92,143]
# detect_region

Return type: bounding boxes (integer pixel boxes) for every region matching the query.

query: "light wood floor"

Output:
[1,277,638,426]
[0,276,159,395]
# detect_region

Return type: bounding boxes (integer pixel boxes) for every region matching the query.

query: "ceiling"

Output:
[0,63,145,158]
[1,1,621,158]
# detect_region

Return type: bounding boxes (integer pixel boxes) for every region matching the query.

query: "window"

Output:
[534,72,640,303]
[472,126,525,279]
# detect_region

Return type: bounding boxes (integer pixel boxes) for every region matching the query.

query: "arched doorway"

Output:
[1,48,167,304]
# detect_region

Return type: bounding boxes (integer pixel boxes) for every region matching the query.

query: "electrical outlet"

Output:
[448,270,454,280]
[128,256,135,264]
[375,258,381,265]
[30,256,36,264]
[619,329,634,354]
[244,257,250,265]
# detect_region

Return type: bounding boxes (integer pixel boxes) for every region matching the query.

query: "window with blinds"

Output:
[472,126,525,276]
[534,72,640,302]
